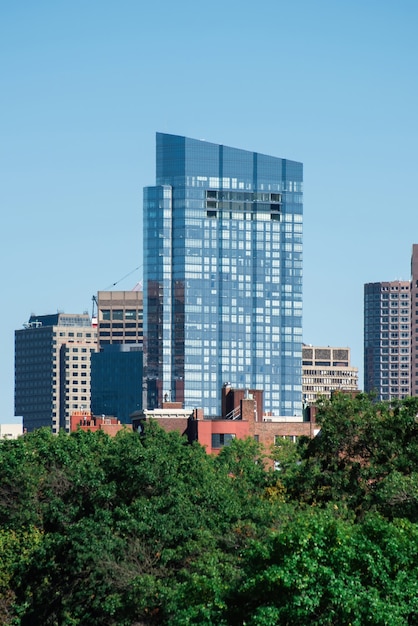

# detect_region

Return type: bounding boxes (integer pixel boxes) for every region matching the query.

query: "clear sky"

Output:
[1,0,418,422]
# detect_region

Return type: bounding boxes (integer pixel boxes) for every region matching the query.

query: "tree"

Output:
[225,506,418,625]
[5,398,418,624]
[282,393,418,519]
[7,425,279,624]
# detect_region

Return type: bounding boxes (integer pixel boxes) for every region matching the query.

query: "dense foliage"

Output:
[2,394,418,624]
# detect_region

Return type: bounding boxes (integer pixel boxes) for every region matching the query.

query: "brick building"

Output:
[132,386,319,456]
[70,410,132,436]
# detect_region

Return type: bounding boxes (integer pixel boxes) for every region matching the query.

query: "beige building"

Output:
[0,422,23,439]
[95,290,143,350]
[302,345,359,405]
[15,313,97,433]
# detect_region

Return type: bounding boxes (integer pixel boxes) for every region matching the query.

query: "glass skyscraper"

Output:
[143,132,303,417]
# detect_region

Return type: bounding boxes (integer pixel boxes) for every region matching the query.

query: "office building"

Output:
[95,290,143,350]
[364,281,411,400]
[15,313,97,432]
[91,345,143,423]
[143,132,303,417]
[302,344,358,404]
[91,290,144,421]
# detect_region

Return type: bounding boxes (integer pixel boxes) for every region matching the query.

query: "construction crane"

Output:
[90,264,142,326]
[91,295,99,327]
[103,265,142,291]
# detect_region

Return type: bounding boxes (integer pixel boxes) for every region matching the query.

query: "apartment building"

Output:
[302,344,359,404]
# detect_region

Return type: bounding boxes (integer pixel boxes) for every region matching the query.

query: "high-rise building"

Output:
[91,290,144,421]
[302,344,358,405]
[411,245,418,396]
[364,281,411,400]
[91,345,143,423]
[15,313,97,432]
[143,132,303,417]
[95,290,143,350]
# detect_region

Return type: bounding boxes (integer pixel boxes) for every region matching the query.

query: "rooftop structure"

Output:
[70,410,132,436]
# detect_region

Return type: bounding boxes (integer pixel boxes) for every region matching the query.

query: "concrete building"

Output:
[302,345,358,404]
[95,290,143,350]
[143,132,303,417]
[15,313,97,432]
[364,281,411,400]
[0,423,23,439]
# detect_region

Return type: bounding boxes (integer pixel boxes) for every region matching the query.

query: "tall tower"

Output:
[15,313,97,432]
[364,281,411,400]
[411,245,418,396]
[143,132,303,417]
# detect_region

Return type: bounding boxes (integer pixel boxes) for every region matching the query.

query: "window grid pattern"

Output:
[144,133,303,417]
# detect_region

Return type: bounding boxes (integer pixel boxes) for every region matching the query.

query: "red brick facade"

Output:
[132,392,318,457]
[70,411,132,435]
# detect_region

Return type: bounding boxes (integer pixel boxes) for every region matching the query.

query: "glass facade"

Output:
[91,345,143,423]
[143,133,303,417]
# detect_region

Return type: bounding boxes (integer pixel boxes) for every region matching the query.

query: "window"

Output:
[285,435,298,443]
[211,433,235,448]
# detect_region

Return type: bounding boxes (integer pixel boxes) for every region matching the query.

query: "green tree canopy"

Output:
[282,393,418,519]
[3,395,418,624]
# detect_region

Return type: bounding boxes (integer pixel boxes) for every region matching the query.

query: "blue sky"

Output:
[1,0,418,421]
